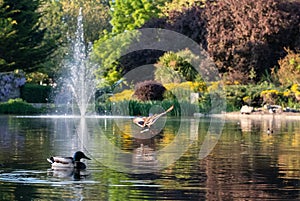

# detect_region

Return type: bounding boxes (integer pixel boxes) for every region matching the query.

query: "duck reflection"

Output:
[131,118,166,141]
[133,144,157,164]
[47,168,90,181]
[132,137,160,171]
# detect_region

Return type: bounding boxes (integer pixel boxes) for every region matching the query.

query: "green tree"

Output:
[0,4,15,65]
[0,0,58,72]
[37,0,66,78]
[125,4,208,81]
[38,0,111,79]
[92,0,169,86]
[110,0,168,34]
[155,49,201,84]
[60,0,111,43]
[92,30,137,87]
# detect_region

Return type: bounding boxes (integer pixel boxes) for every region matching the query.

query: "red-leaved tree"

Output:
[205,0,300,83]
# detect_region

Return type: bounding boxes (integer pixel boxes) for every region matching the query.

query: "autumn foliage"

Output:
[205,0,300,83]
[119,0,300,84]
[277,49,300,86]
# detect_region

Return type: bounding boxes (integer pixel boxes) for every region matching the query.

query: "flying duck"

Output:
[133,105,174,128]
[47,151,91,170]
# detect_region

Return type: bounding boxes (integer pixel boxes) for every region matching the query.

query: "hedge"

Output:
[21,83,52,103]
[0,98,42,114]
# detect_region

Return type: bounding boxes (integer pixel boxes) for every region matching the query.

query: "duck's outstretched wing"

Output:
[145,105,174,127]
[134,105,174,128]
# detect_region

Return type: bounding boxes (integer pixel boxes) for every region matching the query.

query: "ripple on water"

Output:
[0,170,99,186]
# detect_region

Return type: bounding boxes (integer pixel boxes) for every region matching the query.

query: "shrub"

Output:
[224,83,275,110]
[21,83,52,103]
[291,84,300,93]
[277,49,300,86]
[260,89,284,105]
[223,85,246,111]
[164,81,207,93]
[160,0,206,16]
[26,72,49,85]
[109,89,134,102]
[0,98,41,114]
[295,92,300,101]
[154,50,201,83]
[242,96,251,105]
[289,84,300,102]
[133,80,166,101]
[155,65,184,84]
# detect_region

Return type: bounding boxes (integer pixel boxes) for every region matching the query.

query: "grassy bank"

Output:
[96,81,300,116]
[0,98,45,115]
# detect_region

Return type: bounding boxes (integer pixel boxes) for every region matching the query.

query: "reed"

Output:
[106,99,202,116]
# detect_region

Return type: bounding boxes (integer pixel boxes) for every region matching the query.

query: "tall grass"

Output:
[106,99,202,116]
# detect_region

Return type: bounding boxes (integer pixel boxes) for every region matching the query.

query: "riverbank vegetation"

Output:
[0,0,300,115]
[0,98,43,115]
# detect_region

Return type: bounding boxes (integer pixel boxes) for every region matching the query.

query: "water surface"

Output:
[0,115,300,200]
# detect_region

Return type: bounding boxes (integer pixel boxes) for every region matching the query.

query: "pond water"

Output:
[0,115,300,200]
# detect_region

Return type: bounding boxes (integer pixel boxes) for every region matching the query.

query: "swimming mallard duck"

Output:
[267,128,273,135]
[47,151,91,170]
[133,105,174,128]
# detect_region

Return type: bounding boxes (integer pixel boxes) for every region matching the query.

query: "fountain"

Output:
[55,8,97,116]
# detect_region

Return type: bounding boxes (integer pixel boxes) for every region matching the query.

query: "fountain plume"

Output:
[55,8,97,116]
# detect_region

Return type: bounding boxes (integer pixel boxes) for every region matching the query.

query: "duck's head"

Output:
[133,117,145,127]
[73,151,91,162]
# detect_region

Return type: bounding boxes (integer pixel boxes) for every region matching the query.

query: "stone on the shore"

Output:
[240,105,253,114]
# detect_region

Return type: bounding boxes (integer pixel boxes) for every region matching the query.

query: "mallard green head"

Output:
[73,151,91,162]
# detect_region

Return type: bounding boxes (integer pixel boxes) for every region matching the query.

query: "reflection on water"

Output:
[0,115,300,200]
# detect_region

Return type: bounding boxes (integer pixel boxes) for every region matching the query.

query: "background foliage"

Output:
[0,0,58,72]
[1,0,300,114]
[205,0,300,83]
[0,98,42,114]
[277,49,300,86]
